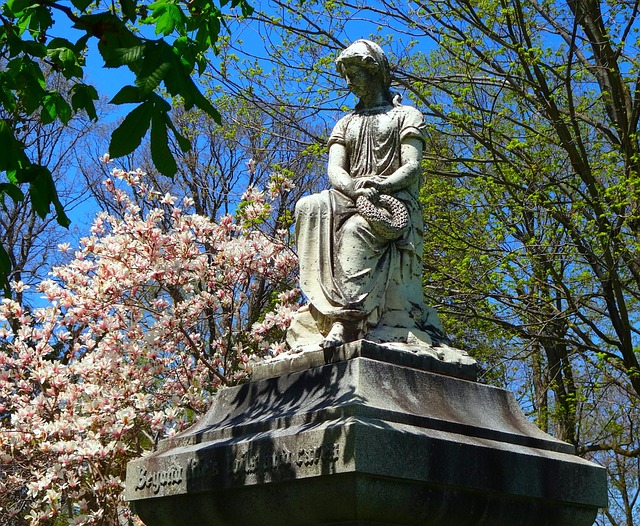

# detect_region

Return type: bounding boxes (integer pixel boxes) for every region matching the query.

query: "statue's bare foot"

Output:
[322,321,345,348]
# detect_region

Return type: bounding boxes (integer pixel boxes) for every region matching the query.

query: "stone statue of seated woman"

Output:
[286,40,448,352]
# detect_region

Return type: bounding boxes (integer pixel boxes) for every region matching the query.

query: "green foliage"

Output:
[0,0,254,290]
[213,2,640,521]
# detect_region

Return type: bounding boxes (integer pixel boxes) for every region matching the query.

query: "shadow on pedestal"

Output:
[125,340,607,526]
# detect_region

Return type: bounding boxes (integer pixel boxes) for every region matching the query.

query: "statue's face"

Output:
[342,61,379,100]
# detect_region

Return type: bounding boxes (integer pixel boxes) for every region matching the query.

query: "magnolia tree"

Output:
[0,167,299,525]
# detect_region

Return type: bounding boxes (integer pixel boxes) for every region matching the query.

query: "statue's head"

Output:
[336,40,393,104]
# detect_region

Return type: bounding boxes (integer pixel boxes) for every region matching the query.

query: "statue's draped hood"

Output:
[336,40,391,89]
[336,40,396,108]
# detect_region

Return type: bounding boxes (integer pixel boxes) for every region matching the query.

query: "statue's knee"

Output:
[295,195,313,216]
[342,214,368,237]
[295,194,324,219]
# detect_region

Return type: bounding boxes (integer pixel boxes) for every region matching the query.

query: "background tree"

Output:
[0,67,98,309]
[3,0,639,523]
[0,0,254,288]
[0,167,298,525]
[77,91,327,332]
[213,1,640,523]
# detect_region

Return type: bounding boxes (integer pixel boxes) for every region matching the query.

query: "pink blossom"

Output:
[246,158,257,175]
[0,169,299,524]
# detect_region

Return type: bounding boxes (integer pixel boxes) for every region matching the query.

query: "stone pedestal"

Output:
[125,341,607,525]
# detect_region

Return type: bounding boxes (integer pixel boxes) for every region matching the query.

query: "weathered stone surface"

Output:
[252,339,477,382]
[126,350,607,525]
[287,39,452,352]
[126,38,606,525]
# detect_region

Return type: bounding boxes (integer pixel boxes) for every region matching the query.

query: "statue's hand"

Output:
[346,178,379,200]
[354,187,379,199]
[359,176,387,193]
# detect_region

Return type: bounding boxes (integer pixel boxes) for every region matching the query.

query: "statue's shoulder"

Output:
[329,112,356,144]
[390,104,424,120]
[391,104,427,144]
[334,111,355,125]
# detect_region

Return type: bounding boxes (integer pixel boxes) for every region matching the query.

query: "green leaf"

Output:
[41,92,72,125]
[6,171,19,184]
[150,103,177,176]
[47,39,83,78]
[135,41,173,96]
[232,0,254,17]
[27,166,71,227]
[120,44,145,65]
[70,83,99,120]
[74,33,90,53]
[4,0,32,16]
[170,125,191,153]
[9,57,46,114]
[207,16,221,45]
[25,4,53,37]
[0,244,10,273]
[110,85,142,105]
[15,11,33,36]
[76,13,140,67]
[0,183,25,203]
[109,100,154,157]
[147,1,186,36]
[0,80,17,113]
[20,39,47,58]
[148,93,191,174]
[120,0,138,22]
[0,120,28,171]
[156,45,220,122]
[164,114,192,153]
[71,0,94,10]
[24,168,52,216]
[46,37,76,52]
[104,44,145,67]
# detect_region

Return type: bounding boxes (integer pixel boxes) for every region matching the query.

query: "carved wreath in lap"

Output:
[356,194,410,240]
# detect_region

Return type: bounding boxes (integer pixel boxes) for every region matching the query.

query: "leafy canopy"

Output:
[0,0,253,290]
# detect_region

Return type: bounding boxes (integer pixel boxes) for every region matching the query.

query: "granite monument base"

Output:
[125,341,606,525]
